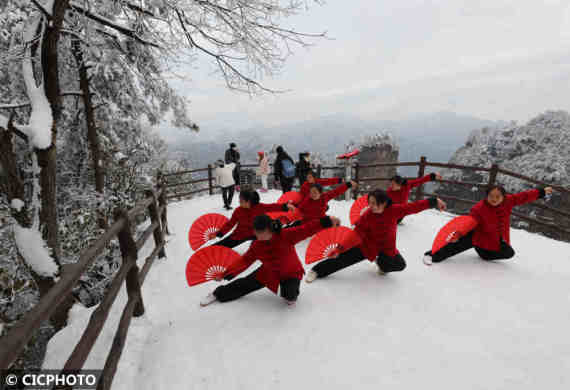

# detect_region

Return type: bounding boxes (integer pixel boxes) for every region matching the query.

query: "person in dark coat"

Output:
[225,142,241,190]
[423,185,554,265]
[200,214,340,307]
[305,189,446,283]
[274,146,296,193]
[296,152,312,185]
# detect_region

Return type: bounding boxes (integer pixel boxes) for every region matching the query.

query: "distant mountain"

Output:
[165,112,505,174]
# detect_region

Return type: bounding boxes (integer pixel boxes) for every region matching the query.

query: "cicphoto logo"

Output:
[1,370,102,389]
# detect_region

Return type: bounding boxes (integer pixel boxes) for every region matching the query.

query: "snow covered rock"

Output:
[437,110,570,241]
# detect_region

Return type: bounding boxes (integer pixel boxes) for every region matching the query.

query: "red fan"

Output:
[188,213,229,251]
[432,216,478,254]
[277,191,303,205]
[186,246,247,286]
[305,227,362,264]
[350,195,370,225]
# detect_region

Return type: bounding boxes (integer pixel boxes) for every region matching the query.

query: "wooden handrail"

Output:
[357,161,419,168]
[497,168,570,194]
[0,183,169,385]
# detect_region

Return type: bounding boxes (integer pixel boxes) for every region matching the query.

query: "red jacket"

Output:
[297,183,350,221]
[219,203,286,240]
[469,189,542,251]
[355,199,434,259]
[387,174,433,204]
[234,219,329,293]
[299,178,342,200]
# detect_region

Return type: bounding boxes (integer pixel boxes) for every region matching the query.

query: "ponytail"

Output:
[239,190,261,206]
[253,215,282,234]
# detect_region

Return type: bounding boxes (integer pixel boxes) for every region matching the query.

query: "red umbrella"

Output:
[188,213,229,251]
[431,216,478,254]
[277,191,303,205]
[350,195,370,225]
[305,227,362,264]
[185,246,248,286]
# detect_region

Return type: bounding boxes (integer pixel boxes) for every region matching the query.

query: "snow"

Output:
[14,225,58,277]
[0,114,7,129]
[10,199,25,212]
[22,19,53,150]
[43,191,570,389]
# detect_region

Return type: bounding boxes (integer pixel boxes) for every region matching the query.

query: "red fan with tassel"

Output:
[277,191,303,205]
[188,213,229,251]
[432,216,478,254]
[350,195,370,225]
[305,227,362,264]
[186,246,248,286]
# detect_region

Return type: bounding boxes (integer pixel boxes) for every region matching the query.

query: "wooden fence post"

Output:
[114,210,145,317]
[208,164,213,195]
[316,164,322,178]
[415,156,427,200]
[488,163,499,187]
[353,162,359,199]
[145,190,166,259]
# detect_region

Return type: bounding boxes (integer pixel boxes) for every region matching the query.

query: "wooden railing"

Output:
[353,157,570,238]
[0,185,169,389]
[162,158,569,239]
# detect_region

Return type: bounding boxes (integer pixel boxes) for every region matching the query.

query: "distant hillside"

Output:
[165,112,505,175]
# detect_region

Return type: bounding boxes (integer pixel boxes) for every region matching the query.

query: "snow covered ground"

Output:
[43,190,570,389]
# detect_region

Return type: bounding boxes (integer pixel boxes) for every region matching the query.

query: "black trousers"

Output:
[280,177,294,193]
[215,235,255,248]
[311,247,407,278]
[222,185,235,207]
[213,267,301,302]
[428,231,515,262]
[232,167,240,186]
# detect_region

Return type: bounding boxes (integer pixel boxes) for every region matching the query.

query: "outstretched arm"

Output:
[397,197,446,218]
[259,202,291,213]
[225,246,258,279]
[322,182,356,203]
[283,216,338,245]
[316,177,343,187]
[218,210,239,237]
[407,173,441,188]
[509,188,551,207]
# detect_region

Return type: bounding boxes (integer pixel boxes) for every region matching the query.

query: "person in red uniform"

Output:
[299,170,344,201]
[200,214,340,306]
[305,189,446,282]
[211,190,295,248]
[294,180,357,224]
[388,173,442,224]
[423,185,554,264]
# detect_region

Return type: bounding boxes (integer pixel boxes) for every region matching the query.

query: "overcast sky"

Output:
[166,0,570,135]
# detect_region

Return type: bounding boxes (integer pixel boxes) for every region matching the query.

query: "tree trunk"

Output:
[36,0,74,330]
[71,38,107,229]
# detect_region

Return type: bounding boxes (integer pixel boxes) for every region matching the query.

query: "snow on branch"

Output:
[69,1,162,48]
[14,225,58,278]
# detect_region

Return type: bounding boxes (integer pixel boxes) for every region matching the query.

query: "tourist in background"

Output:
[274,146,296,193]
[214,159,236,210]
[225,142,241,191]
[257,151,270,192]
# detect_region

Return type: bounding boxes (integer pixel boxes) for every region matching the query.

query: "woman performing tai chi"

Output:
[211,190,295,248]
[200,215,340,307]
[299,170,344,201]
[423,185,554,265]
[305,189,446,282]
[388,173,442,224]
